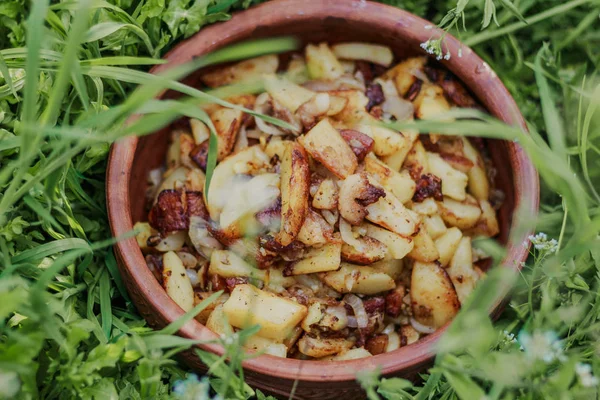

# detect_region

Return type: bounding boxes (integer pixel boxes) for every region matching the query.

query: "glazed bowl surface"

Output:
[106,1,539,398]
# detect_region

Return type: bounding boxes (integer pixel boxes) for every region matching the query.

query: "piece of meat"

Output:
[405,79,423,102]
[148,190,188,234]
[365,334,389,355]
[190,141,209,171]
[186,191,209,220]
[365,83,385,111]
[339,130,375,162]
[363,296,386,314]
[412,174,443,203]
[385,286,405,317]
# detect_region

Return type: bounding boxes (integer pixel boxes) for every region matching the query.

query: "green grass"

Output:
[0,0,599,399]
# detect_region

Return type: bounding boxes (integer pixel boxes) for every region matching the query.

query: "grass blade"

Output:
[99,269,113,340]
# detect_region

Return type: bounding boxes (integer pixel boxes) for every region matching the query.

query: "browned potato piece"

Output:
[370,258,403,280]
[438,196,482,230]
[461,137,490,201]
[365,187,418,236]
[427,152,468,201]
[211,108,242,160]
[341,236,387,265]
[413,83,452,143]
[201,54,278,88]
[434,227,463,266]
[423,214,447,239]
[382,57,427,96]
[324,263,395,295]
[408,227,439,262]
[290,243,342,275]
[400,325,420,346]
[298,335,353,358]
[299,119,358,179]
[381,129,419,171]
[364,155,416,204]
[466,199,500,237]
[297,208,335,246]
[305,43,345,80]
[194,293,229,325]
[332,43,393,66]
[446,237,478,304]
[277,142,310,246]
[327,90,370,124]
[178,133,196,168]
[364,223,414,259]
[411,261,460,329]
[404,140,429,177]
[312,179,338,210]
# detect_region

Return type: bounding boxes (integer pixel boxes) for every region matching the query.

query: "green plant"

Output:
[0,0,599,399]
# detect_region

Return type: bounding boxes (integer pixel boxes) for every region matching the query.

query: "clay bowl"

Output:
[107,0,539,398]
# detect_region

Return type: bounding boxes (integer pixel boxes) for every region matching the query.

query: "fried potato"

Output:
[404,140,429,177]
[299,119,357,179]
[381,129,419,170]
[134,222,157,252]
[166,131,183,169]
[411,261,460,329]
[400,325,420,346]
[438,196,482,230]
[178,132,196,169]
[365,187,418,236]
[277,142,310,246]
[201,54,278,88]
[332,42,393,67]
[364,223,414,259]
[206,145,271,220]
[446,237,478,304]
[370,258,404,280]
[434,227,463,266]
[338,173,385,225]
[382,57,427,96]
[426,152,468,201]
[408,227,439,262]
[466,199,500,237]
[206,303,232,336]
[211,108,242,160]
[223,284,307,341]
[305,42,345,80]
[324,263,395,295]
[423,214,448,240]
[289,243,342,275]
[298,335,353,358]
[341,236,387,265]
[413,83,452,124]
[327,90,370,124]
[353,119,408,157]
[163,251,194,312]
[264,74,316,113]
[265,268,297,293]
[327,347,373,360]
[244,335,288,358]
[364,155,416,204]
[410,197,438,215]
[461,137,490,201]
[209,249,267,280]
[297,208,334,246]
[190,118,210,145]
[312,179,338,210]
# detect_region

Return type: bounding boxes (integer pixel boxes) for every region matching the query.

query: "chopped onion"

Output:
[294,274,322,292]
[412,69,429,83]
[176,251,198,268]
[344,294,369,328]
[339,218,366,253]
[188,216,222,258]
[254,93,286,136]
[324,305,348,329]
[410,317,436,334]
[233,125,249,152]
[321,209,338,226]
[347,315,358,328]
[186,268,200,287]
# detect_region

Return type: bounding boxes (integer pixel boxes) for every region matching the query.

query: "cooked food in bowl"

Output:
[134,42,500,360]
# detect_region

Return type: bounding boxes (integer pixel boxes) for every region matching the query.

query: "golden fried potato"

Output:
[332,42,393,66]
[446,237,478,304]
[201,54,278,88]
[305,42,345,80]
[438,196,482,230]
[324,263,395,295]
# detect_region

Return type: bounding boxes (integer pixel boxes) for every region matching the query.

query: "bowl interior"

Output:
[108,1,537,397]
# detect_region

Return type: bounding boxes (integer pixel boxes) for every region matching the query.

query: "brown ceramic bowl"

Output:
[107,0,539,398]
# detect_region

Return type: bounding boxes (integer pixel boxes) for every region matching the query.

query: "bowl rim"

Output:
[107,0,539,383]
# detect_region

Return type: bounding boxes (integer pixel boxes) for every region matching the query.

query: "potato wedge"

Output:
[289,243,342,275]
[264,136,288,160]
[179,133,196,168]
[206,145,271,220]
[302,302,324,331]
[265,268,297,293]
[332,43,393,66]
[264,74,316,113]
[327,347,373,361]
[305,43,344,80]
[438,197,482,230]
[297,208,334,246]
[163,251,194,312]
[223,284,307,341]
[298,335,353,358]
[209,250,267,280]
[365,188,418,236]
[370,258,404,280]
[166,131,182,169]
[461,137,490,201]
[299,119,357,179]
[400,325,420,346]
[446,237,478,304]
[408,228,440,262]
[338,173,385,225]
[244,335,288,358]
[411,261,460,329]
[423,214,447,239]
[413,83,452,124]
[277,142,310,246]
[382,57,427,96]
[201,54,278,88]
[434,227,463,266]
[211,108,242,161]
[134,222,157,252]
[327,90,370,124]
[341,236,387,265]
[206,303,233,336]
[194,292,229,325]
[353,120,408,157]
[364,155,416,204]
[410,197,438,215]
[324,263,395,295]
[380,129,419,170]
[426,152,468,201]
[467,199,500,237]
[404,139,430,177]
[312,179,338,210]
[364,223,414,259]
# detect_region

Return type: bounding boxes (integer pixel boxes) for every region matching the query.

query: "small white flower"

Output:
[518,330,566,364]
[576,363,599,387]
[528,232,558,253]
[444,51,451,60]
